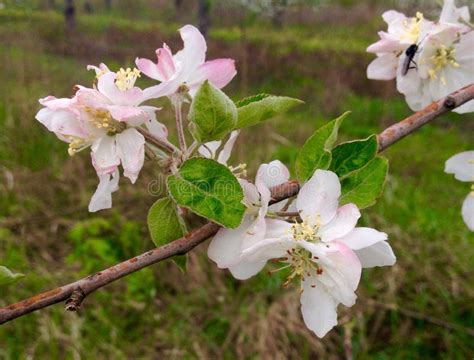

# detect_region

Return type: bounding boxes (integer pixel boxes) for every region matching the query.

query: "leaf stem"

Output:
[174,99,188,152]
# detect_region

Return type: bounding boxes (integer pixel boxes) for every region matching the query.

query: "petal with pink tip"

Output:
[174,25,207,78]
[187,59,237,95]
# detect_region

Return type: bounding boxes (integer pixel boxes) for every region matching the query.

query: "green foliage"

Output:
[340,157,389,209]
[295,112,348,182]
[235,93,303,129]
[167,158,245,228]
[330,134,378,177]
[189,81,237,143]
[0,265,24,287]
[147,197,186,271]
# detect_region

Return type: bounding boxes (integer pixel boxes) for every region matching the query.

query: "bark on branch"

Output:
[1,83,473,325]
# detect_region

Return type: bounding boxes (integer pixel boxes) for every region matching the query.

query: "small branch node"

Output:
[65,287,86,312]
[443,96,456,109]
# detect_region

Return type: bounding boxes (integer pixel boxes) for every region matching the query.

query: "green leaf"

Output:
[147,197,187,272]
[330,134,378,177]
[235,94,303,129]
[189,81,237,143]
[0,266,24,287]
[295,112,349,182]
[340,157,389,209]
[167,158,245,228]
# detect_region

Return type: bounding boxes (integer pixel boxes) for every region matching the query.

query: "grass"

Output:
[0,5,473,359]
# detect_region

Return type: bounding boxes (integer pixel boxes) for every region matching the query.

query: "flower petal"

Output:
[187,58,237,95]
[140,106,168,139]
[91,135,120,174]
[115,128,145,183]
[320,204,361,242]
[107,105,148,126]
[354,241,396,268]
[174,25,207,79]
[445,151,474,182]
[88,168,120,212]
[136,44,176,82]
[296,170,341,226]
[241,237,295,263]
[228,260,266,280]
[97,72,144,106]
[256,160,290,189]
[300,278,338,338]
[462,193,474,231]
[337,227,388,250]
[217,130,240,165]
[208,216,253,268]
[367,53,398,80]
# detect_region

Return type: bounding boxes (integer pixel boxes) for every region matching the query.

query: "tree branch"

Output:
[1,83,473,325]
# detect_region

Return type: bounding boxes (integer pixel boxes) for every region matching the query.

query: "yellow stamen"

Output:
[428,45,459,83]
[400,12,424,44]
[115,67,141,91]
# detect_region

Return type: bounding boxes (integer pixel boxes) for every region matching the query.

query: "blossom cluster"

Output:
[367,0,474,114]
[36,25,236,212]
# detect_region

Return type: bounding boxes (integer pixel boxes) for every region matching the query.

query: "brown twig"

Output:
[1,83,473,325]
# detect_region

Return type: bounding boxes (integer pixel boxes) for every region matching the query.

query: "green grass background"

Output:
[0,1,473,358]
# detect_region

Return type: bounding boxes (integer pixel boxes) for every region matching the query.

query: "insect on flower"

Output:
[401,35,427,76]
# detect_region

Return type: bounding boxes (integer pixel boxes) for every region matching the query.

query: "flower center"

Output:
[400,12,424,44]
[84,107,126,135]
[290,219,320,242]
[115,67,141,91]
[428,45,459,85]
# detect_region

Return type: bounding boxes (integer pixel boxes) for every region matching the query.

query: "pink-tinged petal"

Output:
[300,278,338,338]
[440,0,470,25]
[173,25,207,78]
[217,130,240,165]
[208,216,253,268]
[91,135,120,174]
[445,151,474,182]
[241,237,295,263]
[228,260,266,280]
[75,87,111,108]
[367,53,398,80]
[36,107,86,141]
[296,170,341,227]
[39,95,77,110]
[367,32,404,54]
[88,168,120,212]
[142,77,182,101]
[107,105,148,126]
[337,227,388,251]
[187,59,237,94]
[97,72,144,106]
[87,63,110,75]
[115,128,145,184]
[354,241,396,268]
[462,194,474,231]
[136,44,176,82]
[320,204,361,242]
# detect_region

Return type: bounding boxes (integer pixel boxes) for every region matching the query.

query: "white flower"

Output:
[439,0,471,27]
[207,160,290,279]
[397,26,474,114]
[223,170,396,338]
[445,151,474,230]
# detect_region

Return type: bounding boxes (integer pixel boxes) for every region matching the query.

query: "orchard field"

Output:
[0,1,473,358]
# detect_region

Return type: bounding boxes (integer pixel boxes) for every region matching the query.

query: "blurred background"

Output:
[0,0,473,358]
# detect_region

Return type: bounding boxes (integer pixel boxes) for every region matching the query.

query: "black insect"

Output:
[401,43,419,76]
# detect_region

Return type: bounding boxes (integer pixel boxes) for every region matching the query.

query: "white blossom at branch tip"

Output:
[367,0,474,114]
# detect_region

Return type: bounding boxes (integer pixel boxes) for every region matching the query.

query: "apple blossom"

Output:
[445,151,474,231]
[207,160,290,279]
[136,25,237,100]
[221,169,395,337]
[36,65,169,211]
